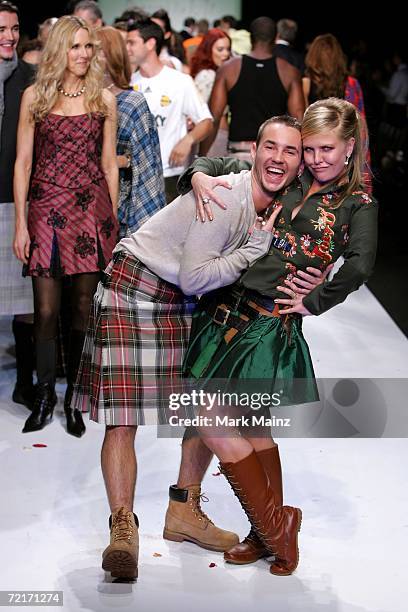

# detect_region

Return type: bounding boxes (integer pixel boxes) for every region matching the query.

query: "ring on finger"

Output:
[202,197,210,205]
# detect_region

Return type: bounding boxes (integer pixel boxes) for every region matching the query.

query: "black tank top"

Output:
[228,55,288,141]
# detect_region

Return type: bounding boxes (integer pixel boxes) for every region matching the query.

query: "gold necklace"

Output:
[58,84,86,98]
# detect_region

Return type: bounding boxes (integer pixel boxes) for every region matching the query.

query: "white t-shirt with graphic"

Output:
[131,65,212,177]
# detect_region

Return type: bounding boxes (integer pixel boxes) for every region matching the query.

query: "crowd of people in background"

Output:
[15,2,407,176]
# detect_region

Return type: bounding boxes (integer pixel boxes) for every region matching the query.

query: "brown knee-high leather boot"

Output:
[220,450,301,576]
[224,445,283,565]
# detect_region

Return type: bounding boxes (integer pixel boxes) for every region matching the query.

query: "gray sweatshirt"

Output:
[115,170,273,296]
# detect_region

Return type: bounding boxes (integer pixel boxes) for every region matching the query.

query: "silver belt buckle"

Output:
[213,305,231,325]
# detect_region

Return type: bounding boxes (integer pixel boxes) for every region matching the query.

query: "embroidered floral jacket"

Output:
[178,158,378,316]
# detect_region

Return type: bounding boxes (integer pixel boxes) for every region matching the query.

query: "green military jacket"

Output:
[177,158,378,316]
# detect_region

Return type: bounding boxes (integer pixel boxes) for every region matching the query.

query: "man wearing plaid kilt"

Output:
[73,116,322,579]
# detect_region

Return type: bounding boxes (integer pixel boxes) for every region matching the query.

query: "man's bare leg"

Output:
[176,427,213,488]
[100,425,139,578]
[101,425,137,512]
[163,426,239,551]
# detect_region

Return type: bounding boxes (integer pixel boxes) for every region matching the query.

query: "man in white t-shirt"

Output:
[126,18,213,202]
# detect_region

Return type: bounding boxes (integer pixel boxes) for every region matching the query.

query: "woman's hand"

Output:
[290,264,334,295]
[274,264,333,315]
[192,172,231,222]
[13,225,31,264]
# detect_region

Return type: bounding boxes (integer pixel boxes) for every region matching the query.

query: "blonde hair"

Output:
[302,97,368,207]
[30,15,106,122]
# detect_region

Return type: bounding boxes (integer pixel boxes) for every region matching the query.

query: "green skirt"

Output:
[183,303,319,406]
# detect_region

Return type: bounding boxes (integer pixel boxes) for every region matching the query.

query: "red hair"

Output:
[190,28,231,78]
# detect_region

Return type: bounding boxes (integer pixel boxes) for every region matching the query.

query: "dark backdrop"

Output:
[15,1,407,56]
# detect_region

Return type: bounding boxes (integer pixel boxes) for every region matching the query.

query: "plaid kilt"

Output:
[72,251,196,425]
[0,203,33,315]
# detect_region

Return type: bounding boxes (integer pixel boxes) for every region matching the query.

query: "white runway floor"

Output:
[1,285,408,612]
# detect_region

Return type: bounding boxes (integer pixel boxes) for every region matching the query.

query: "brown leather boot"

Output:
[224,446,283,565]
[163,484,239,552]
[220,450,301,576]
[102,507,139,579]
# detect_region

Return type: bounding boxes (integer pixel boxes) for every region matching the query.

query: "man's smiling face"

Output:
[0,10,19,61]
[251,121,302,196]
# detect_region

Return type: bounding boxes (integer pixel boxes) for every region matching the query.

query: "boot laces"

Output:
[243,527,261,545]
[112,509,134,542]
[190,491,214,525]
[219,464,276,550]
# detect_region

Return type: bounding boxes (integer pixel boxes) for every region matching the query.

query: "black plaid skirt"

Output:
[72,251,196,425]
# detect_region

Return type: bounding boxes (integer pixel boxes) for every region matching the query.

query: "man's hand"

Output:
[191,172,231,222]
[252,204,282,233]
[274,264,334,315]
[275,293,312,316]
[169,134,194,168]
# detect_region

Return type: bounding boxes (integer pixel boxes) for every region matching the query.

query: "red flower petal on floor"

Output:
[32,444,47,448]
[209,563,217,568]
[212,471,221,476]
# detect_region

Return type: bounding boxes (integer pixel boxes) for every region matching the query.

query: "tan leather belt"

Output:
[209,299,280,329]
[247,300,281,318]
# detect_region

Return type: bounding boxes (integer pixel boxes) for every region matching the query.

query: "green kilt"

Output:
[183,297,318,406]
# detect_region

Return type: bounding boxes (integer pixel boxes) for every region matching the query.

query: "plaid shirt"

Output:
[117,90,166,237]
[344,76,366,117]
[344,76,372,191]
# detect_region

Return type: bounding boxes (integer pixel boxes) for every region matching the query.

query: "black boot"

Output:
[22,382,57,433]
[22,338,57,432]
[12,319,35,410]
[64,383,86,438]
[64,330,86,438]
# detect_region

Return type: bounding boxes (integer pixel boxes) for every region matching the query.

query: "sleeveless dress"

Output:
[24,112,118,278]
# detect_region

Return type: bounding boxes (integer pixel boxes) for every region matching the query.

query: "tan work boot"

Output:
[163,484,239,552]
[102,507,139,579]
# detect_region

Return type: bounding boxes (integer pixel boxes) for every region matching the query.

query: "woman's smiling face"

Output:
[302,128,355,185]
